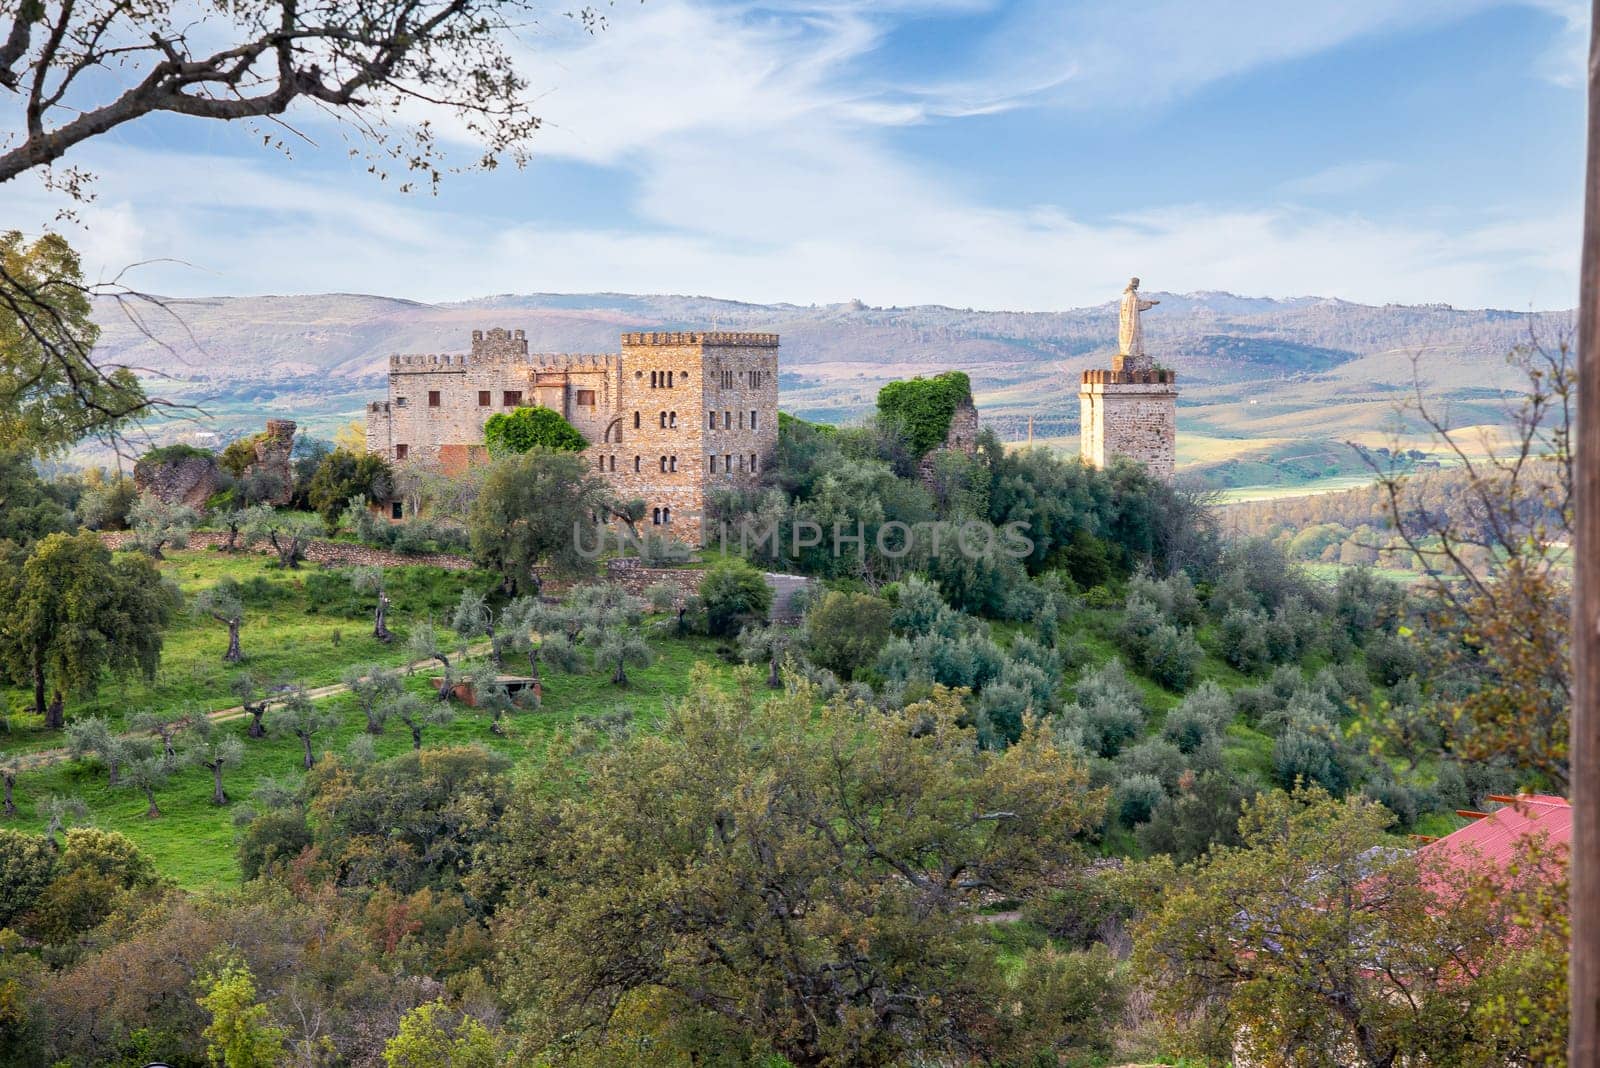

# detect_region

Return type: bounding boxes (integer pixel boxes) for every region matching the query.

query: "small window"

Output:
[634,411,641,429]
[597,455,605,471]
[609,455,616,472]
[576,389,596,406]
[651,371,658,388]
[503,390,522,407]
[750,410,758,430]
[634,456,641,472]
[669,456,678,473]
[395,396,408,407]
[659,412,667,429]
[666,371,674,388]
[710,455,718,473]
[724,453,731,472]
[708,412,717,430]
[660,456,667,473]
[478,390,491,407]
[662,507,671,525]
[652,507,661,525]
[391,501,404,520]
[669,411,677,428]
[739,411,745,429]
[724,410,731,428]
[428,390,441,408]
[395,443,409,460]
[750,453,758,471]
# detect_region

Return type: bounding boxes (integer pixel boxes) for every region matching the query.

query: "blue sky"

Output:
[8,0,1588,310]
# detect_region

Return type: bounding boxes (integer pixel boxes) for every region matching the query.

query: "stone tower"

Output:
[1079,277,1177,479]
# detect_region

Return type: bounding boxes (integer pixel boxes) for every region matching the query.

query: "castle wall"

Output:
[367,328,779,547]
[1079,370,1177,479]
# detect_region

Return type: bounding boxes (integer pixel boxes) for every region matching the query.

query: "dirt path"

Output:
[12,641,495,772]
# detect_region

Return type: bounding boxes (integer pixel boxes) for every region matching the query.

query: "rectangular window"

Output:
[709,412,716,431]
[428,390,440,408]
[739,411,745,429]
[576,389,596,406]
[503,390,523,407]
[751,453,758,471]
[725,454,732,473]
[750,410,757,430]
[395,444,408,460]
[391,501,404,519]
[724,410,731,429]
[395,396,408,407]
[478,390,491,407]
[709,455,718,473]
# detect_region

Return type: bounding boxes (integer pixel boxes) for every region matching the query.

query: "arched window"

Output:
[669,455,678,472]
[597,455,604,471]
[609,455,616,472]
[650,371,658,388]
[669,411,677,428]
[659,456,667,473]
[666,371,673,388]
[634,411,641,429]
[651,507,661,525]
[634,456,641,472]
[662,507,671,524]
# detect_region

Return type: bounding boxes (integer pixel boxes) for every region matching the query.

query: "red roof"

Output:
[1419,795,1571,874]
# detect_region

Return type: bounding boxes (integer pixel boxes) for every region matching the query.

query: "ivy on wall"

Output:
[876,371,972,457]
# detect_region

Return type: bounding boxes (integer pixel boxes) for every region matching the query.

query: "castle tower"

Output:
[608,331,780,540]
[1079,277,1178,479]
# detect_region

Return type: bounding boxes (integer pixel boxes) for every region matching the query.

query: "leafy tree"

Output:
[350,565,395,643]
[483,405,586,454]
[130,708,184,760]
[804,590,892,680]
[184,717,245,806]
[345,665,404,735]
[117,739,171,818]
[280,688,338,770]
[452,589,507,667]
[216,507,251,552]
[468,451,606,594]
[568,586,652,686]
[388,693,455,751]
[408,622,461,702]
[127,495,196,559]
[230,671,273,739]
[307,449,394,530]
[491,671,1104,1066]
[196,959,288,1068]
[0,829,55,927]
[194,578,247,662]
[66,716,126,785]
[737,624,797,689]
[383,1000,500,1068]
[0,532,178,726]
[875,371,972,456]
[698,558,772,637]
[0,449,70,547]
[1133,788,1565,1067]
[0,755,17,817]
[0,231,147,456]
[239,506,321,569]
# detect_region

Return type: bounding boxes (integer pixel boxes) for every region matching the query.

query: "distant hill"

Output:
[91,290,1573,487]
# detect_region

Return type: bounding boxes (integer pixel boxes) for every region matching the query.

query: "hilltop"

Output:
[92,290,1573,488]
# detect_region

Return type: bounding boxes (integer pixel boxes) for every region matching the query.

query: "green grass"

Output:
[0,548,493,749]
[5,628,757,890]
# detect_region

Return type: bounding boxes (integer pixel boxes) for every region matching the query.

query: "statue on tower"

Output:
[1116,276,1159,370]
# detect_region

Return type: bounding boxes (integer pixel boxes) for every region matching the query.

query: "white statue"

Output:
[1117,276,1159,361]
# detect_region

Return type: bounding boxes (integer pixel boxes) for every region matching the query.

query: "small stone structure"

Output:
[918,397,981,482]
[365,329,780,546]
[1079,278,1177,479]
[250,419,297,505]
[133,451,221,510]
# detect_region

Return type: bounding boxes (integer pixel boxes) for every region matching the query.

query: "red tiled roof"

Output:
[1419,794,1571,874]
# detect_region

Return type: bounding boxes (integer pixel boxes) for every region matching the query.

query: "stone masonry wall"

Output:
[1079,372,1177,479]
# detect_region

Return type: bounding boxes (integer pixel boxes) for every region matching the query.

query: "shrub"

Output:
[1114,773,1165,826]
[700,559,774,637]
[307,449,394,530]
[1219,607,1273,674]
[483,406,586,454]
[1272,730,1349,795]
[0,829,56,927]
[139,442,213,464]
[805,591,892,680]
[1163,682,1231,753]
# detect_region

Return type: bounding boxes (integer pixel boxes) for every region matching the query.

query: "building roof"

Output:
[1418,795,1570,874]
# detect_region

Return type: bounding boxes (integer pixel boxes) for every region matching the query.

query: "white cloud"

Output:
[1281,161,1398,198]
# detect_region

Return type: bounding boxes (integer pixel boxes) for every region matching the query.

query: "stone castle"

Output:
[1078,277,1178,479]
[365,327,779,540]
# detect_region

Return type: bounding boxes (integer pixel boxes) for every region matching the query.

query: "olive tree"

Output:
[184,717,245,806]
[194,578,247,662]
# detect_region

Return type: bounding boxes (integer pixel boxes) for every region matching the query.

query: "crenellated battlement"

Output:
[390,351,616,370]
[621,331,779,348]
[1081,368,1178,386]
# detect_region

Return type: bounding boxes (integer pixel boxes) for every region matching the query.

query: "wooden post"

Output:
[1574,2,1600,1062]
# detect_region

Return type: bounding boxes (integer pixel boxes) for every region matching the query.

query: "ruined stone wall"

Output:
[1079,371,1177,479]
[917,398,981,482]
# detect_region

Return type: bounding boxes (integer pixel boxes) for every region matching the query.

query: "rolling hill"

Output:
[90,290,1573,489]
